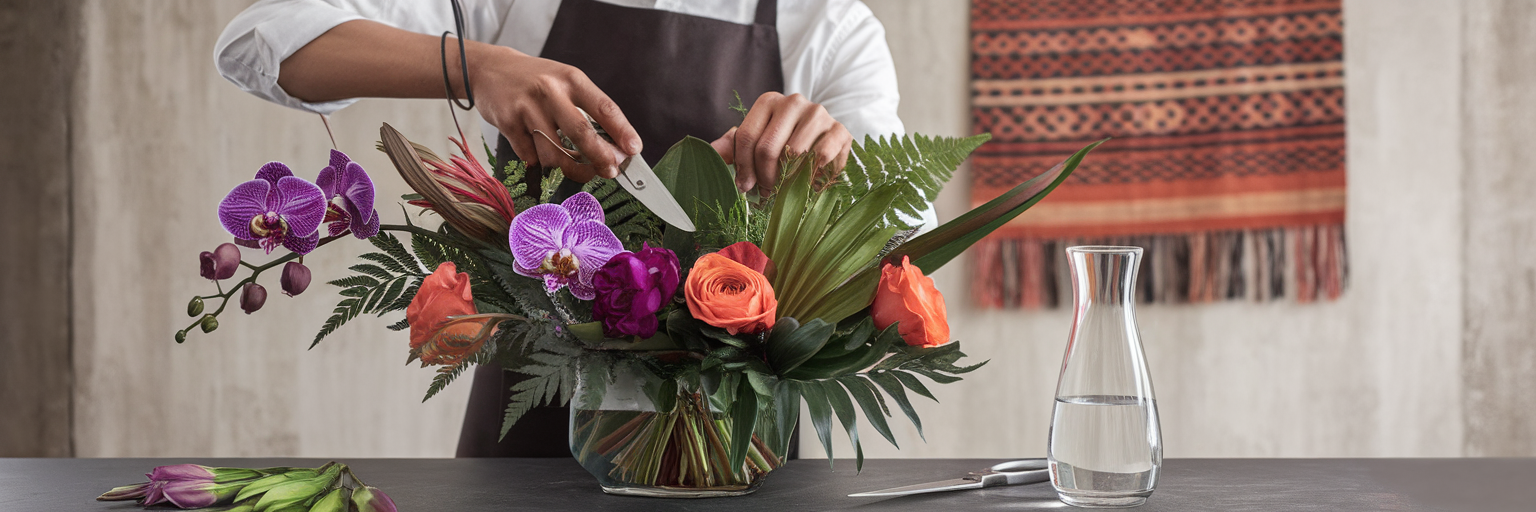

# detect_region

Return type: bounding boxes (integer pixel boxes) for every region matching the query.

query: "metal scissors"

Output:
[847,459,1051,498]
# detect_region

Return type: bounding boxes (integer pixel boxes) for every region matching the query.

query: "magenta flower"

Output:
[135,464,241,508]
[316,149,380,239]
[592,244,679,338]
[218,162,326,254]
[240,282,266,314]
[508,192,623,300]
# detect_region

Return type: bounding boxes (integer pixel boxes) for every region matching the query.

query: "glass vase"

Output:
[568,359,787,497]
[1048,246,1162,508]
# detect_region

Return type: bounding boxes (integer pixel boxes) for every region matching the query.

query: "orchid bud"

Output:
[280,262,311,297]
[350,486,397,512]
[201,243,241,280]
[200,315,219,333]
[175,330,187,344]
[188,297,205,316]
[240,283,266,314]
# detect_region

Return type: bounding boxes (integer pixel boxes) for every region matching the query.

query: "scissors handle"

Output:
[969,459,1051,488]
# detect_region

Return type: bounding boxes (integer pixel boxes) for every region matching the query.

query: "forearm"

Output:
[277,19,513,103]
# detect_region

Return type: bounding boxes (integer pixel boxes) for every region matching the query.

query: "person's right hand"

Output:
[469,46,641,182]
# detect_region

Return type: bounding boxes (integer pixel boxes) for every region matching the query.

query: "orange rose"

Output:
[871,256,950,348]
[406,262,488,365]
[685,248,777,335]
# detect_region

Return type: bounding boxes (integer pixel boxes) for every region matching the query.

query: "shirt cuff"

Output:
[216,3,366,114]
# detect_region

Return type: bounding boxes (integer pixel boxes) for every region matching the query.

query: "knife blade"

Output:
[552,117,697,232]
[848,459,1050,498]
[615,154,696,232]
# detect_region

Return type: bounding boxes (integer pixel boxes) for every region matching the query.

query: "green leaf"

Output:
[843,133,991,228]
[839,376,897,449]
[808,139,1105,323]
[772,380,801,453]
[818,379,864,472]
[891,370,936,401]
[727,380,758,475]
[348,263,394,281]
[765,318,835,376]
[798,380,837,468]
[651,136,741,262]
[868,371,924,440]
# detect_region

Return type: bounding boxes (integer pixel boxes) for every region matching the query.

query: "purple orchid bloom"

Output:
[316,149,380,238]
[218,162,327,254]
[508,192,623,300]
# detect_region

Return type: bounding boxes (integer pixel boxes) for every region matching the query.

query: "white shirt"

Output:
[214,0,904,140]
[215,0,934,229]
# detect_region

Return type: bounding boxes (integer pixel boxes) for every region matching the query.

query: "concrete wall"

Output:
[0,0,1528,459]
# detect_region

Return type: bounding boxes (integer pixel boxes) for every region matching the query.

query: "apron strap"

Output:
[753,0,777,26]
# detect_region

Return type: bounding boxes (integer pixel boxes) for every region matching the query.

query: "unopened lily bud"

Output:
[307,487,349,512]
[200,243,241,280]
[350,486,397,512]
[281,262,311,297]
[240,283,266,314]
[176,330,188,344]
[188,297,205,317]
[200,315,219,333]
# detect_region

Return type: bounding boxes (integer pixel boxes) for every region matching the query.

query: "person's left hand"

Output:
[710,92,853,196]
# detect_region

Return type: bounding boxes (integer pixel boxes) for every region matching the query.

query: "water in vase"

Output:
[1048,395,1161,505]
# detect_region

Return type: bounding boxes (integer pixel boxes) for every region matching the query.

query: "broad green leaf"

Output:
[798,380,837,468]
[839,376,897,448]
[761,156,813,260]
[772,381,801,453]
[868,371,924,439]
[765,318,835,376]
[651,137,741,262]
[818,379,865,472]
[727,381,759,475]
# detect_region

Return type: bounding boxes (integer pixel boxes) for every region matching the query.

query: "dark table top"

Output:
[2,457,1532,511]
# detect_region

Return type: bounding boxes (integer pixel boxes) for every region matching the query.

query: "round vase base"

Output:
[601,483,763,498]
[1056,492,1149,508]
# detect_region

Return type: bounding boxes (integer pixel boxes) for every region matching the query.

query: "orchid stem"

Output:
[185,232,350,340]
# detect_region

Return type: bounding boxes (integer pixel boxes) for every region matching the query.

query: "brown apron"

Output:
[458,0,787,457]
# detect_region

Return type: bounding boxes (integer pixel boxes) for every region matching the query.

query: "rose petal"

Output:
[254,161,293,185]
[508,203,571,274]
[561,192,605,224]
[218,180,271,240]
[718,241,772,275]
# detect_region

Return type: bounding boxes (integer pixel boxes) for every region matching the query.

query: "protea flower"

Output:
[218,162,327,254]
[379,123,516,244]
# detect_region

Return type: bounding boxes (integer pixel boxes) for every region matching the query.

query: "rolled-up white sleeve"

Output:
[213,0,510,114]
[810,2,904,141]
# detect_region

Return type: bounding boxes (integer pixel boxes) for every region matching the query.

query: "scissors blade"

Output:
[617,155,696,232]
[847,478,982,498]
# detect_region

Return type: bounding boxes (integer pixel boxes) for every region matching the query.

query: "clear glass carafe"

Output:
[1048,246,1161,508]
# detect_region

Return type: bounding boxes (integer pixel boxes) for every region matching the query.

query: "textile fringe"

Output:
[970,225,1347,309]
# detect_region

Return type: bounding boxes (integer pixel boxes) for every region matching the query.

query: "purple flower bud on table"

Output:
[240,282,267,314]
[592,244,680,338]
[351,486,397,512]
[316,149,380,239]
[218,162,327,255]
[157,479,245,508]
[96,482,152,501]
[281,261,311,297]
[199,243,241,280]
[508,192,623,300]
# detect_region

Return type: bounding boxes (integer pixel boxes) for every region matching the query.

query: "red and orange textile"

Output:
[969,0,1346,308]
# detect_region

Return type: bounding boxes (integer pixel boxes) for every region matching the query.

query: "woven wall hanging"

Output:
[969,0,1346,308]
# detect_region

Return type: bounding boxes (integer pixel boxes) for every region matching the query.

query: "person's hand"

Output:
[470,46,641,182]
[710,92,853,196]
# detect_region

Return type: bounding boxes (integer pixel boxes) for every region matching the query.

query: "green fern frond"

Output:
[843,133,990,228]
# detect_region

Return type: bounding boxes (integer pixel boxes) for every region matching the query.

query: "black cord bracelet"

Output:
[441,0,475,110]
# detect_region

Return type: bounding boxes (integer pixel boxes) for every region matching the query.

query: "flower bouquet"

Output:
[180,115,1100,498]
